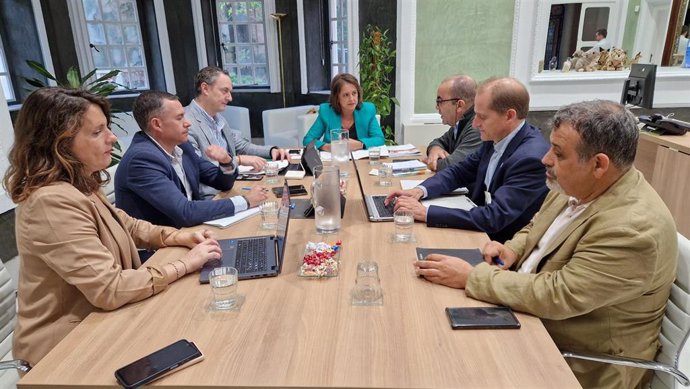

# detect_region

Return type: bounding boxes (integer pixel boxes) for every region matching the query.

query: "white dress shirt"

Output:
[517,197,590,274]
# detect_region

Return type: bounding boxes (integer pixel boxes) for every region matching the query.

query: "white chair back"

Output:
[653,233,690,388]
[262,105,317,147]
[220,105,252,141]
[0,259,19,387]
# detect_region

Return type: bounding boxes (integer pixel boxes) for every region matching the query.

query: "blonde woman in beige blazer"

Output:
[3,88,222,367]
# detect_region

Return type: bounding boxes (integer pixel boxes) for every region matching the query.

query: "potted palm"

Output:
[24,60,127,166]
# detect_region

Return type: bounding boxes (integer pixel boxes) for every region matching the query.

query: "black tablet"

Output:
[445,306,521,330]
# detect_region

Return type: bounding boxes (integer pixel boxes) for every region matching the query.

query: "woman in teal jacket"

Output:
[303,73,385,150]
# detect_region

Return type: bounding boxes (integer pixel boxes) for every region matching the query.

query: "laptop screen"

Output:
[276,180,291,266]
[301,141,323,175]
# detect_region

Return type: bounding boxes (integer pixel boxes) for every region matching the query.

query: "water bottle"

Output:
[312,165,341,234]
[548,56,558,71]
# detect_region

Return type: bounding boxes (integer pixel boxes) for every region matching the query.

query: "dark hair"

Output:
[682,25,689,37]
[443,75,477,106]
[596,28,607,38]
[3,87,111,202]
[477,77,530,119]
[328,73,363,115]
[195,66,229,96]
[133,90,180,132]
[552,100,638,169]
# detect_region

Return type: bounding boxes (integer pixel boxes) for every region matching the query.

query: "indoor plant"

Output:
[24,60,126,166]
[359,25,399,145]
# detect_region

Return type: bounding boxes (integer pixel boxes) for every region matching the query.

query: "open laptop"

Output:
[353,161,394,222]
[199,181,292,283]
[284,140,322,176]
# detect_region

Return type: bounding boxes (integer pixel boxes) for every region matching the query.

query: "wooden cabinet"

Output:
[635,132,690,237]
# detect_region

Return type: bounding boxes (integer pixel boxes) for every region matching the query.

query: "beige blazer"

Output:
[13,183,179,366]
[466,168,678,389]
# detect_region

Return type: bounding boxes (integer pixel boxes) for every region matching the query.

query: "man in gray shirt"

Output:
[425,75,482,171]
[186,66,289,198]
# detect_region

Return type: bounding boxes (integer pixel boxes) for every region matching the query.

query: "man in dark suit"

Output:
[386,77,549,243]
[115,91,268,228]
[424,75,482,171]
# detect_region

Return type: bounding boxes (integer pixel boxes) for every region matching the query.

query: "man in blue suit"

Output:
[386,77,549,243]
[115,91,268,228]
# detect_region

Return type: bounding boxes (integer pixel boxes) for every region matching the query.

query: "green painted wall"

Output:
[414,0,515,114]
[622,0,641,55]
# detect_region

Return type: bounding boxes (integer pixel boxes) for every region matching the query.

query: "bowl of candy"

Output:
[299,240,342,278]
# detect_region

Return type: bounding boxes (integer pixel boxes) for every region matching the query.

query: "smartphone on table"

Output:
[114,339,203,389]
[272,184,308,197]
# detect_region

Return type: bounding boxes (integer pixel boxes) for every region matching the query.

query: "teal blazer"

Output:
[302,102,385,149]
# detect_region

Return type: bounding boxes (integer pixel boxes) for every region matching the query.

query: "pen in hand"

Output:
[492,256,505,267]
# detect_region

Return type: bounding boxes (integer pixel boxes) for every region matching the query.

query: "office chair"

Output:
[0,258,31,386]
[562,232,690,388]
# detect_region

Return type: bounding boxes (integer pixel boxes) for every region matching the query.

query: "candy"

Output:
[300,240,341,277]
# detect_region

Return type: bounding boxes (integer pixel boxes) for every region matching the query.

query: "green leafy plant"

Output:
[24,60,127,166]
[359,25,399,145]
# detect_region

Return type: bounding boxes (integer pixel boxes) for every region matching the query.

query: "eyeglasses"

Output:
[435,97,461,107]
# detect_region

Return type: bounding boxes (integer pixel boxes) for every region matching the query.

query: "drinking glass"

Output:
[378,164,393,187]
[264,161,280,185]
[351,261,383,305]
[368,148,381,165]
[330,129,349,166]
[260,201,280,229]
[210,267,239,310]
[393,209,414,242]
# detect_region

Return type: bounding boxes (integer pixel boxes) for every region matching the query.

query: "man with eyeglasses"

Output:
[425,75,482,171]
[386,77,549,243]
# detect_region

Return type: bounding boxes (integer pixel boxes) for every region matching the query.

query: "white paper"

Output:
[421,196,476,211]
[387,160,426,170]
[382,144,421,157]
[203,207,261,228]
[351,147,390,160]
[238,160,289,174]
[400,180,468,194]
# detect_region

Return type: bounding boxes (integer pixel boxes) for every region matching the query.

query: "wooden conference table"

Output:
[19,156,580,388]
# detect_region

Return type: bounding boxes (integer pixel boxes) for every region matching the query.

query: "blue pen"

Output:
[241,187,252,190]
[492,256,505,267]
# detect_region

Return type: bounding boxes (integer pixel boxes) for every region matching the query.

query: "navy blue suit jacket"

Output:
[115,132,238,228]
[422,122,549,243]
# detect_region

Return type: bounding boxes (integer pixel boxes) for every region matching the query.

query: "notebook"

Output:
[416,248,483,266]
[354,161,394,222]
[199,181,292,283]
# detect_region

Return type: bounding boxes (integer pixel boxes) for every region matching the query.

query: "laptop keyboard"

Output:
[236,238,268,273]
[372,195,394,218]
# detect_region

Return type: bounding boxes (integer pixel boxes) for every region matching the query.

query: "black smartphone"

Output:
[272,184,308,197]
[114,339,204,389]
[237,174,263,181]
[445,307,521,330]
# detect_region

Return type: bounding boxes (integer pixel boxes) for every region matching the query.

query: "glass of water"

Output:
[264,161,280,185]
[351,261,383,306]
[393,209,414,242]
[368,148,381,165]
[330,128,349,166]
[378,164,393,187]
[260,201,280,229]
[209,267,239,310]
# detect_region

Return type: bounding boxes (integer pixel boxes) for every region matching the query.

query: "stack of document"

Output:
[385,144,421,157]
[238,160,289,175]
[351,147,390,160]
[203,207,261,228]
[385,160,428,177]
